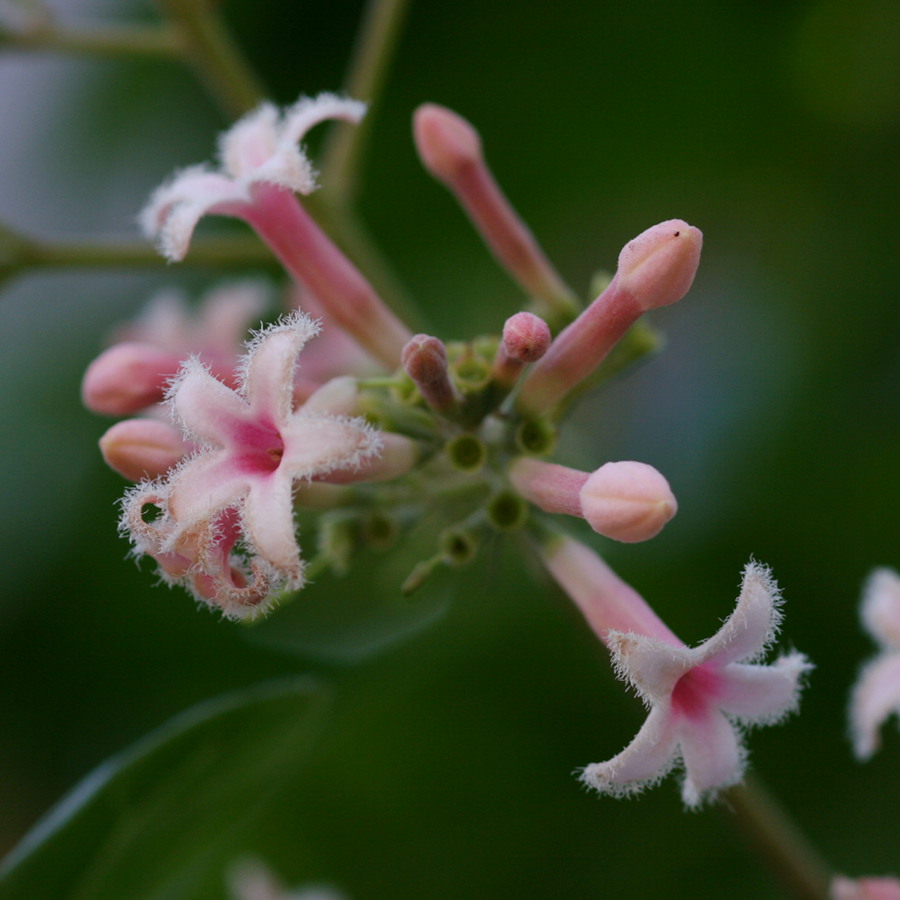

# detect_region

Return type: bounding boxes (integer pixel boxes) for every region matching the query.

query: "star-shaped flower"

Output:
[139,92,411,370]
[140,93,365,263]
[849,567,900,760]
[581,562,812,807]
[122,311,382,618]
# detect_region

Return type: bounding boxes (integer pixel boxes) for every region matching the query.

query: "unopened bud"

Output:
[517,220,702,415]
[502,312,551,363]
[99,418,187,481]
[413,104,577,319]
[579,460,677,542]
[402,334,459,415]
[413,103,483,183]
[82,342,179,415]
[617,219,702,311]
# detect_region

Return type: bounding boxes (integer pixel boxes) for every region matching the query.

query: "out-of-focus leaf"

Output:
[0,678,329,900]
[250,511,460,664]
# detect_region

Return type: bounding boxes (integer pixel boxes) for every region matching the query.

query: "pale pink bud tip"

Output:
[82,343,180,415]
[502,312,552,363]
[99,418,187,481]
[401,334,449,384]
[617,219,703,311]
[579,460,677,542]
[413,103,483,182]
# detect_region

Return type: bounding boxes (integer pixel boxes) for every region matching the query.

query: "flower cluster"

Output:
[83,92,810,804]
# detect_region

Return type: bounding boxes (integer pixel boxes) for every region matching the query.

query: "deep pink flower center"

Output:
[671,664,720,719]
[233,419,284,473]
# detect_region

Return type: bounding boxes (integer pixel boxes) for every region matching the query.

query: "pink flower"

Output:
[540,538,811,807]
[832,876,900,900]
[850,567,900,759]
[122,312,383,618]
[140,95,364,262]
[83,281,267,416]
[140,93,411,369]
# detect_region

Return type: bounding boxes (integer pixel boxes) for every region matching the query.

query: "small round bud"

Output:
[502,312,552,363]
[579,460,677,542]
[413,103,483,182]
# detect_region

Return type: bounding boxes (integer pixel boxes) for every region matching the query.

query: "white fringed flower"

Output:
[582,562,812,807]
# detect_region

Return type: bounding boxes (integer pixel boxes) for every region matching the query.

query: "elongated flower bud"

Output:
[414,103,578,318]
[99,418,187,481]
[517,220,702,416]
[402,333,459,415]
[82,343,180,415]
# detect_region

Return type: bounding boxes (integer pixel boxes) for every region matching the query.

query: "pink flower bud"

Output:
[492,312,552,390]
[502,311,552,363]
[517,220,702,415]
[617,219,703,311]
[99,418,188,481]
[402,334,458,414]
[82,343,180,415]
[413,104,576,316]
[579,461,677,542]
[413,103,483,182]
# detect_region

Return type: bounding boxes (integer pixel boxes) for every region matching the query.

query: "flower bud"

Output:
[579,460,677,542]
[82,342,180,415]
[617,219,703,311]
[413,103,483,183]
[99,418,187,481]
[502,311,551,363]
[402,334,459,415]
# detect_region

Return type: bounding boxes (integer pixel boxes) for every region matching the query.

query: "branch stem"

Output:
[724,776,833,900]
[156,0,265,119]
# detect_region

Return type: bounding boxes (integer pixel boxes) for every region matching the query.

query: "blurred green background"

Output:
[1,0,899,896]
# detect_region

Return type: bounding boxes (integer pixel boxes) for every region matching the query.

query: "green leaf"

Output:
[0,678,329,900]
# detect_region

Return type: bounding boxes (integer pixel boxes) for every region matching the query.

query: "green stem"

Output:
[17,236,276,272]
[1,23,181,58]
[156,0,265,119]
[320,0,412,202]
[724,776,833,900]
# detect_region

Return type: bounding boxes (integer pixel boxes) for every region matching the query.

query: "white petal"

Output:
[861,568,900,649]
[239,313,320,422]
[169,358,249,446]
[679,707,744,807]
[140,166,249,261]
[167,451,250,526]
[281,92,367,148]
[716,653,811,724]
[581,704,679,797]
[849,652,900,760]
[218,103,280,177]
[695,560,781,667]
[241,472,303,577]
[280,414,381,480]
[608,630,692,705]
